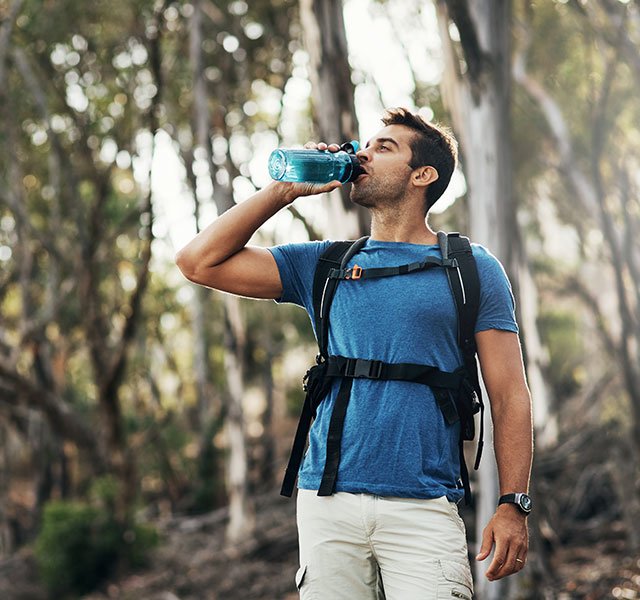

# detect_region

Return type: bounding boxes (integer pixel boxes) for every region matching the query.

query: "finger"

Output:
[327,143,341,152]
[311,180,342,192]
[493,546,520,580]
[484,549,507,581]
[303,141,318,149]
[316,142,328,150]
[514,545,528,571]
[484,534,508,581]
[489,540,528,581]
[319,180,342,192]
[298,180,342,196]
[475,526,494,561]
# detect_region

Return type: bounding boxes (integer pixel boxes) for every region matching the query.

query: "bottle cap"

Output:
[340,140,360,154]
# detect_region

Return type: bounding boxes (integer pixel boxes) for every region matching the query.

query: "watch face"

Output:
[519,495,532,512]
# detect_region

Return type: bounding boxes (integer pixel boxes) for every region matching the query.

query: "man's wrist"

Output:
[268,180,298,207]
[496,502,528,519]
[498,492,532,515]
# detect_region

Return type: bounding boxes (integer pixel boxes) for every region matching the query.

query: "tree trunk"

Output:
[516,256,556,447]
[259,331,276,489]
[436,1,527,597]
[190,0,255,543]
[222,295,256,542]
[299,0,369,238]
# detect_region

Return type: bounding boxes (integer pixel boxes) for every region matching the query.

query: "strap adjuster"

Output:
[347,264,362,280]
[346,359,383,379]
[366,360,383,379]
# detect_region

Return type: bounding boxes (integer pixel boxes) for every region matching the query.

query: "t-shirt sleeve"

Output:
[473,245,519,334]
[268,240,333,310]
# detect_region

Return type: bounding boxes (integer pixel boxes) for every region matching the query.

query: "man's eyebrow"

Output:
[365,137,400,149]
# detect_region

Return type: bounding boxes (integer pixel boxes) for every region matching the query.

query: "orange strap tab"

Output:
[348,265,363,280]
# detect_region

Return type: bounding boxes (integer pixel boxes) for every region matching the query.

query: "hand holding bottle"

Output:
[268,140,364,203]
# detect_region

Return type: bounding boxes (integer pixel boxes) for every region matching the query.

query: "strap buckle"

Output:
[366,360,383,379]
[347,264,362,280]
[344,358,383,379]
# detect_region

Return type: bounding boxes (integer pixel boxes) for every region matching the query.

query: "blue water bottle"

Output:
[268,141,364,184]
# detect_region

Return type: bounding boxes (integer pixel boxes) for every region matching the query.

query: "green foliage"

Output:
[286,379,307,417]
[190,417,226,514]
[35,499,158,597]
[538,309,583,398]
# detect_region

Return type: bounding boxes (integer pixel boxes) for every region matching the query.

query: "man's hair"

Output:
[381,107,458,211]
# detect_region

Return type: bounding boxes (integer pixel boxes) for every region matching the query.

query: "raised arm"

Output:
[175,144,341,299]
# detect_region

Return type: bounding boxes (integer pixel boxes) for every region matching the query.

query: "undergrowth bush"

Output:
[34,499,158,597]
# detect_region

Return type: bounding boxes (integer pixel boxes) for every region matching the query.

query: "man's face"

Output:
[350,124,416,208]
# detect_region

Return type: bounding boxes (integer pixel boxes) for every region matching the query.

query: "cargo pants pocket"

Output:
[436,559,473,600]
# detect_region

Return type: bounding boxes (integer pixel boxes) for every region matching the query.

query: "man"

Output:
[176,107,533,599]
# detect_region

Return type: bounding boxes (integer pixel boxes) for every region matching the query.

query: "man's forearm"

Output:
[491,391,533,494]
[176,181,293,270]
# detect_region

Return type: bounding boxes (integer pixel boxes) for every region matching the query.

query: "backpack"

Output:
[280,232,484,504]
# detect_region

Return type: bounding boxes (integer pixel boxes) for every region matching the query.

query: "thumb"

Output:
[475,526,494,561]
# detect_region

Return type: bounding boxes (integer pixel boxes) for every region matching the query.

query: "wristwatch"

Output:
[498,493,532,515]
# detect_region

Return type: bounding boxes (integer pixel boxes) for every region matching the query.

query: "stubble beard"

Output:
[350,171,411,209]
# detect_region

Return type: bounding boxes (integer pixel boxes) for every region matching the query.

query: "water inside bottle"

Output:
[269,149,353,183]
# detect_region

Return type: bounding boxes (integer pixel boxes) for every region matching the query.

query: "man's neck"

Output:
[369,208,437,246]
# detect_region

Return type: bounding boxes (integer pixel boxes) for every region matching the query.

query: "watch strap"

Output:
[498,493,532,514]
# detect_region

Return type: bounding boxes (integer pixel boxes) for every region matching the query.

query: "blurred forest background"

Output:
[0,0,639,598]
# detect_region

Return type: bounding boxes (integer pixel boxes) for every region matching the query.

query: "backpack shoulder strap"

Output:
[437,231,480,360]
[312,237,369,358]
[438,231,485,475]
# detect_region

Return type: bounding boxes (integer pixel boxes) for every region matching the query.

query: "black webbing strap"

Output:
[459,436,472,505]
[328,256,456,281]
[313,237,369,359]
[325,355,466,395]
[281,238,369,496]
[280,380,318,497]
[318,377,353,495]
[317,356,466,496]
[312,241,353,358]
[281,357,337,497]
[438,232,485,477]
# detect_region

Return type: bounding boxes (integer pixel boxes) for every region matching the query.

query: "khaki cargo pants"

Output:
[295,490,473,600]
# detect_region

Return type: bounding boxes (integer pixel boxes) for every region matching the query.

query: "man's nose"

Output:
[356,149,369,162]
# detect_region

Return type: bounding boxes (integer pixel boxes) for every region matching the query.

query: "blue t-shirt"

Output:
[269,238,518,502]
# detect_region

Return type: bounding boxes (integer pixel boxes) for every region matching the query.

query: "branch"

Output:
[618,164,640,322]
[512,20,599,217]
[0,0,23,87]
[558,275,617,357]
[574,0,640,83]
[286,205,322,241]
[0,359,106,469]
[100,2,167,419]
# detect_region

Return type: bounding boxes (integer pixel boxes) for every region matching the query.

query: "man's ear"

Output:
[412,166,439,188]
